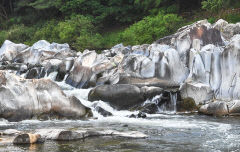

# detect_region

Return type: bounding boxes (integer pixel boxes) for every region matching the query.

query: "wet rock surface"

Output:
[88,84,145,110]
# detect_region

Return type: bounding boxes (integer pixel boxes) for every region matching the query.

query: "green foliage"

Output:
[15,0,58,10]
[208,17,217,24]
[0,24,35,44]
[74,33,103,51]
[202,0,224,12]
[224,14,240,23]
[101,30,123,49]
[33,20,59,43]
[202,0,240,12]
[3,0,240,53]
[121,13,183,45]
[0,31,7,46]
[33,15,99,51]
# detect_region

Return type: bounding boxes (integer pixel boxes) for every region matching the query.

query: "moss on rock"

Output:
[179,97,197,112]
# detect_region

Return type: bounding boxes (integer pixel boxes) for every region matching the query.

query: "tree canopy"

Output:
[0,0,239,51]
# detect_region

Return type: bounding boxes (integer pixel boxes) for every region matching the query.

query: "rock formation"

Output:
[0,19,240,117]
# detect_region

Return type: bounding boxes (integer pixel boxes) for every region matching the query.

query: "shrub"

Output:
[120,13,184,45]
[33,15,102,51]
[0,31,7,46]
[224,14,240,23]
[202,0,224,12]
[74,33,103,51]
[101,30,123,49]
[33,20,59,43]
[208,17,217,24]
[2,24,35,45]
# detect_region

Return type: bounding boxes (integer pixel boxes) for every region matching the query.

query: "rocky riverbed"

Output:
[0,19,240,151]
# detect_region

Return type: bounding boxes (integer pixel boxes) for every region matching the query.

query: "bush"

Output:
[0,31,7,46]
[224,14,240,23]
[208,17,217,24]
[0,24,35,45]
[33,15,103,51]
[74,33,103,51]
[101,30,123,49]
[33,20,59,43]
[120,13,184,45]
[202,0,224,12]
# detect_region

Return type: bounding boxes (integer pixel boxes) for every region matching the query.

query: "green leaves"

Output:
[202,0,224,12]
[121,13,183,45]
[201,0,240,12]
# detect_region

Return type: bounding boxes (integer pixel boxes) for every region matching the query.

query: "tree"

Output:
[0,0,14,20]
[202,0,240,12]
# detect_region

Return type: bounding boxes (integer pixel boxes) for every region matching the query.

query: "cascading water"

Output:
[170,92,177,112]
[0,72,240,152]
[54,80,137,118]
[142,92,178,114]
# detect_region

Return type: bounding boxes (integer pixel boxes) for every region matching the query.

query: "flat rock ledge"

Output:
[0,129,147,145]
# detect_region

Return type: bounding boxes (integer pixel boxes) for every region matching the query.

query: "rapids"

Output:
[0,79,240,152]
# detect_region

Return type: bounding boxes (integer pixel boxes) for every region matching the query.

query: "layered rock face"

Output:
[1,19,240,117]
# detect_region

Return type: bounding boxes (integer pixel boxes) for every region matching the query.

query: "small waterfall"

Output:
[46,71,58,81]
[142,92,178,113]
[170,92,177,112]
[55,81,135,118]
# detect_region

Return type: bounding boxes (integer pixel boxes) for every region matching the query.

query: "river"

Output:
[0,81,239,152]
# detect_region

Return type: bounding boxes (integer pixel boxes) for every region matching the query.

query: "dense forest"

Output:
[0,0,240,51]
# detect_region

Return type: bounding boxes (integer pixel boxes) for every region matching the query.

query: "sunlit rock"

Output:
[180,82,214,105]
[131,44,150,56]
[222,23,240,41]
[110,43,131,55]
[66,51,122,88]
[148,44,189,83]
[213,19,228,32]
[0,70,91,121]
[0,40,28,61]
[35,129,147,140]
[199,101,229,116]
[2,129,21,136]
[14,40,75,65]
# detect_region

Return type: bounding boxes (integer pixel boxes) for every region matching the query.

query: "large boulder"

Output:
[66,51,122,88]
[88,84,144,110]
[227,100,240,114]
[14,40,75,65]
[199,101,229,116]
[0,40,28,61]
[180,82,214,105]
[0,70,91,121]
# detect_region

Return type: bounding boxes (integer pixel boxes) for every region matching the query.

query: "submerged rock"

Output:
[94,106,113,117]
[34,129,147,141]
[2,129,21,136]
[13,133,41,144]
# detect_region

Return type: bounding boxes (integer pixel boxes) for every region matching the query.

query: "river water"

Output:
[0,81,240,152]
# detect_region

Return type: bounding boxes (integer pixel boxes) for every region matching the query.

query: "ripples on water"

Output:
[0,81,240,152]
